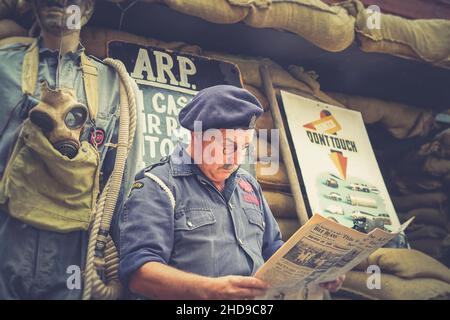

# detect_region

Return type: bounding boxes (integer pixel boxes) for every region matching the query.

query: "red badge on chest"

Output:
[243,193,260,206]
[90,128,105,147]
[239,179,260,206]
[239,179,253,193]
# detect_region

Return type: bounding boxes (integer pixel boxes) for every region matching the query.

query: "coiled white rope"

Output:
[82,58,137,300]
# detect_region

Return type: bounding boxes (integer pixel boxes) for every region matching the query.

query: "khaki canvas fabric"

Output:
[347,0,450,69]
[399,208,448,228]
[406,224,447,241]
[277,217,299,241]
[232,0,355,52]
[409,238,445,260]
[0,121,99,232]
[256,161,290,192]
[392,192,448,212]
[255,110,275,131]
[165,0,355,52]
[342,271,450,300]
[255,138,281,163]
[165,0,250,24]
[244,84,269,111]
[0,19,25,39]
[262,190,296,219]
[329,92,435,139]
[355,248,450,283]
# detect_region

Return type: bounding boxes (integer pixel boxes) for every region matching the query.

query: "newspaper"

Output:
[255,214,414,300]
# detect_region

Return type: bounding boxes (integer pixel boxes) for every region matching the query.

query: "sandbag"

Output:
[328,92,435,139]
[399,208,448,228]
[414,129,450,159]
[0,19,26,39]
[235,0,355,52]
[255,110,274,131]
[164,0,250,24]
[263,190,296,219]
[81,26,202,59]
[243,84,269,111]
[205,52,342,107]
[406,224,447,241]
[423,156,450,177]
[81,26,342,110]
[255,137,281,163]
[409,238,444,260]
[276,217,299,241]
[342,271,450,300]
[256,161,290,192]
[392,192,448,212]
[390,169,443,194]
[349,0,450,69]
[354,248,450,283]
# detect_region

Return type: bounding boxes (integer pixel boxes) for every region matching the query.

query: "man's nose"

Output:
[225,151,244,165]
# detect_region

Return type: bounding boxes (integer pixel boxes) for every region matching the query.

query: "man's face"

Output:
[193,128,255,185]
[34,0,94,35]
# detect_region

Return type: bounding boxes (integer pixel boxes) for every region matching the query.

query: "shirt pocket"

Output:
[243,207,265,252]
[174,208,216,231]
[243,207,265,232]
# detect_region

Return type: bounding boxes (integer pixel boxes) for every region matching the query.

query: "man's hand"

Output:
[203,275,270,300]
[319,274,346,293]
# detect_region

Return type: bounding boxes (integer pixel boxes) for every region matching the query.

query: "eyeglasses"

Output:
[222,142,250,157]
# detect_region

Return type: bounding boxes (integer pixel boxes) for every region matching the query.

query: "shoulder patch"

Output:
[238,178,254,193]
[131,181,144,191]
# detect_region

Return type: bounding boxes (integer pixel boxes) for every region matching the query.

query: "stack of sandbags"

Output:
[328,93,436,140]
[389,129,450,198]
[332,91,450,265]
[162,0,356,52]
[343,0,450,69]
[4,0,356,53]
[393,193,449,261]
[80,26,203,58]
[339,248,450,300]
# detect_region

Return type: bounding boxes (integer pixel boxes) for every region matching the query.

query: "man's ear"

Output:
[81,0,96,26]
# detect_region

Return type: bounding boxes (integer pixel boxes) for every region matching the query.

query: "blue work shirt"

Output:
[0,38,142,299]
[114,143,284,287]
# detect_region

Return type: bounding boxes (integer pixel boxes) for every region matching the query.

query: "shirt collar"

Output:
[37,36,85,62]
[169,143,195,177]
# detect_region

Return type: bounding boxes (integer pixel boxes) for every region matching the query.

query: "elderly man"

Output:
[0,0,141,299]
[114,85,344,299]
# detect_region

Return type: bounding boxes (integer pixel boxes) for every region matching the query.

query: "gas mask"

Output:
[30,0,95,35]
[0,83,100,232]
[29,82,89,158]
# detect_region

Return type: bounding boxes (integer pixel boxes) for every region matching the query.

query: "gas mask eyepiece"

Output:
[64,104,88,130]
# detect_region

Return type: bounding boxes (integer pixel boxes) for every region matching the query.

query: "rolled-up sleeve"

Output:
[113,175,174,287]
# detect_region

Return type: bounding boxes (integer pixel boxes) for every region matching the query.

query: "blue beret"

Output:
[179,85,264,131]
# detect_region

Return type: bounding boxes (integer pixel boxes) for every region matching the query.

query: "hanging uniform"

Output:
[0,37,142,299]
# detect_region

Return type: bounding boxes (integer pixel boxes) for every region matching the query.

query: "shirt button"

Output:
[187,220,193,228]
[262,222,266,228]
[238,238,244,246]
